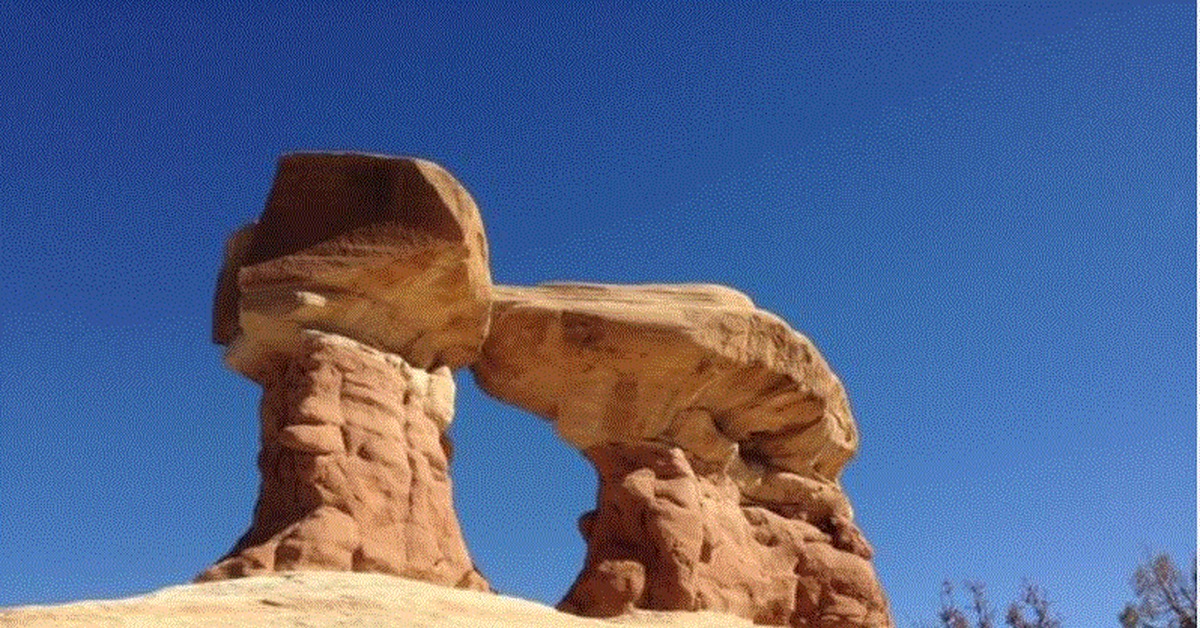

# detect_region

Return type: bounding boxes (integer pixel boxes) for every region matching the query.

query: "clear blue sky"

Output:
[0,2,1194,626]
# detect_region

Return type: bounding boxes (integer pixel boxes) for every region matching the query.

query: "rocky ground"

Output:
[0,572,754,627]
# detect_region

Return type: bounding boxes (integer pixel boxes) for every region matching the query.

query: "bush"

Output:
[937,580,1060,628]
[1119,553,1196,628]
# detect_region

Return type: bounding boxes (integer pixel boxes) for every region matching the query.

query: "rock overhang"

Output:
[213,152,493,379]
[471,282,859,482]
[202,152,891,626]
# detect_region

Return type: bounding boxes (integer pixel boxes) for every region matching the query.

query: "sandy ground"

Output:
[0,572,754,627]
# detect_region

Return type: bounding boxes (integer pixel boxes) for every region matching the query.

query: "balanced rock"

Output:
[204,154,489,591]
[473,283,856,480]
[472,283,890,626]
[214,152,492,377]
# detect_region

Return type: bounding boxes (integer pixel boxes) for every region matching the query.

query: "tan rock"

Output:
[662,408,737,471]
[212,223,256,345]
[0,572,758,627]
[558,442,891,628]
[198,331,486,591]
[278,425,344,455]
[215,152,492,376]
[472,283,857,481]
[474,283,890,625]
[734,464,873,561]
[198,155,891,626]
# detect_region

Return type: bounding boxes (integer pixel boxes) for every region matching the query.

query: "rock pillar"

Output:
[202,152,493,590]
[558,442,889,626]
[199,331,486,590]
[473,283,893,626]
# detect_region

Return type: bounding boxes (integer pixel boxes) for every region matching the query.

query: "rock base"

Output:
[558,442,889,627]
[198,331,487,591]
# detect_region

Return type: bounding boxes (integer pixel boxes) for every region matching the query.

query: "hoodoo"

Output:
[472,283,891,626]
[201,153,490,590]
[202,153,893,627]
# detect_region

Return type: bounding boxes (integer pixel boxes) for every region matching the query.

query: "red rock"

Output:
[473,283,857,481]
[475,283,891,625]
[203,154,891,625]
[198,331,487,591]
[558,442,890,627]
[214,152,492,375]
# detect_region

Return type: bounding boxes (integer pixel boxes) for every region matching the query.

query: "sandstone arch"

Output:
[202,152,893,627]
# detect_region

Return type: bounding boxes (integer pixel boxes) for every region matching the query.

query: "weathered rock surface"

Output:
[0,572,756,628]
[215,152,492,377]
[197,155,891,625]
[473,283,891,626]
[199,330,486,591]
[558,443,890,627]
[204,153,491,591]
[473,283,856,481]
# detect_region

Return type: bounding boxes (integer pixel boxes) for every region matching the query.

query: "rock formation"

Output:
[0,572,759,628]
[198,330,487,590]
[472,283,891,626]
[203,153,489,590]
[203,153,892,626]
[213,152,492,377]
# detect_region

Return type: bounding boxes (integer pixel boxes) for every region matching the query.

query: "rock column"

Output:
[473,283,894,626]
[202,153,492,591]
[199,331,487,589]
[558,442,889,626]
